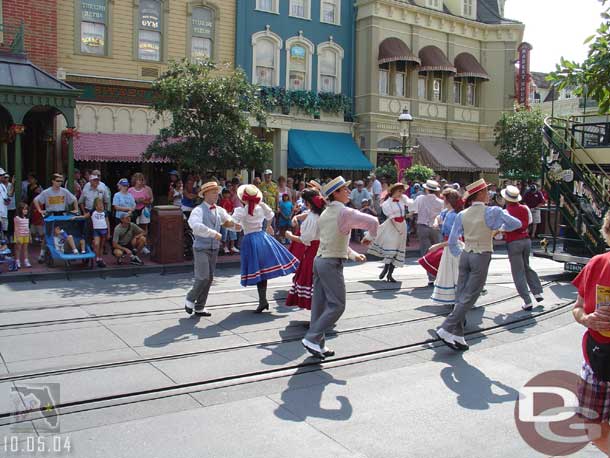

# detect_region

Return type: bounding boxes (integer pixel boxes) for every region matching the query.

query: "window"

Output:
[379,68,389,95]
[190,6,215,62]
[463,0,473,17]
[285,36,313,90]
[138,0,162,61]
[395,70,406,97]
[453,81,462,104]
[467,82,476,105]
[256,0,278,13]
[418,76,426,99]
[290,0,310,19]
[252,29,282,86]
[426,0,442,10]
[79,0,108,55]
[321,0,340,25]
[432,78,442,101]
[318,42,343,93]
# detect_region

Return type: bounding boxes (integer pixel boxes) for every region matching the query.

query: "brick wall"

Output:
[3,0,58,75]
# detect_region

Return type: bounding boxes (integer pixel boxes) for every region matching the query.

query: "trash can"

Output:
[150,205,184,264]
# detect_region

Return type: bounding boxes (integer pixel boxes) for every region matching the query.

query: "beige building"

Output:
[355,0,524,181]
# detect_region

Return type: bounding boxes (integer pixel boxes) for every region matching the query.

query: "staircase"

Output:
[541,116,610,260]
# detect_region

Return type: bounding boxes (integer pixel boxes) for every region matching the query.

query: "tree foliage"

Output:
[144,59,272,174]
[494,108,545,181]
[404,164,435,182]
[547,0,610,113]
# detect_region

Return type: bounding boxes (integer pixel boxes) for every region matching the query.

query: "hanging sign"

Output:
[516,42,533,108]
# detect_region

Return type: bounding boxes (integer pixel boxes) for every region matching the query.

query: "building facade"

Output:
[235,0,371,178]
[355,0,524,181]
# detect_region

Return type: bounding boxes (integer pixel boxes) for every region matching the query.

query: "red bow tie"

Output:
[393,198,400,202]
[209,205,216,210]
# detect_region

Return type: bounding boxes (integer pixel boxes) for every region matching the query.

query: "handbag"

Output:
[142,206,151,219]
[585,332,610,382]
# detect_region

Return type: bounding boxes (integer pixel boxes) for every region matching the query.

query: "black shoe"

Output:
[303,322,310,329]
[434,329,459,351]
[379,264,390,280]
[323,349,335,357]
[386,265,397,283]
[427,281,435,287]
[184,304,193,315]
[301,340,325,359]
[96,259,106,268]
[254,301,269,314]
[130,255,144,266]
[195,308,212,317]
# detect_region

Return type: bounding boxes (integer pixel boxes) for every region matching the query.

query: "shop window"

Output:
[467,82,476,105]
[321,0,340,25]
[286,36,314,90]
[190,6,215,62]
[252,30,282,86]
[394,61,406,97]
[137,0,163,61]
[256,0,278,13]
[432,78,442,101]
[418,76,426,99]
[379,64,389,96]
[453,81,462,104]
[79,0,108,55]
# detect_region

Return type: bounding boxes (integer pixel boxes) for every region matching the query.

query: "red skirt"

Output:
[288,227,307,260]
[286,240,319,310]
[418,245,444,277]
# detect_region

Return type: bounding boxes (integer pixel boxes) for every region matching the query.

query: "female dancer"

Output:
[288,180,321,261]
[285,189,325,310]
[368,183,412,282]
[232,184,299,313]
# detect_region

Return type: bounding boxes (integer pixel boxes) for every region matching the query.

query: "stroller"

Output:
[43,215,96,268]
[0,239,17,272]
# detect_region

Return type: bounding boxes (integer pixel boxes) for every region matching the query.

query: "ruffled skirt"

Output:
[285,240,320,310]
[240,231,299,286]
[367,219,407,266]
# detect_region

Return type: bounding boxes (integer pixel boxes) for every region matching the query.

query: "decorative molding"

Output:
[76,102,172,135]
[419,102,447,119]
[378,97,409,115]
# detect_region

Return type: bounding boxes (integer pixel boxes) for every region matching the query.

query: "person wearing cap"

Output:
[412,179,444,285]
[184,182,240,317]
[258,169,279,212]
[167,170,183,207]
[502,185,544,311]
[302,176,379,359]
[34,173,79,219]
[81,169,110,211]
[522,183,546,238]
[79,174,111,246]
[0,170,9,239]
[112,212,146,266]
[368,183,412,282]
[435,179,521,351]
[349,180,372,210]
[369,173,382,215]
[232,184,298,313]
[112,179,136,223]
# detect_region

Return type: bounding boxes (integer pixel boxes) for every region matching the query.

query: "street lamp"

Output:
[398,108,414,160]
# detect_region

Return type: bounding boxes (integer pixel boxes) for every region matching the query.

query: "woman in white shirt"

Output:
[232,184,299,313]
[368,183,412,282]
[285,189,325,310]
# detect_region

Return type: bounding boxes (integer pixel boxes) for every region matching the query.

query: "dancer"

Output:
[302,176,379,358]
[185,182,238,317]
[368,182,412,282]
[413,180,444,286]
[501,185,544,311]
[285,189,325,310]
[435,179,521,351]
[288,180,321,260]
[232,184,299,313]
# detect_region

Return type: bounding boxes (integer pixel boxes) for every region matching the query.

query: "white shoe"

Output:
[142,247,151,255]
[184,299,195,315]
[453,335,469,350]
[522,303,533,311]
[435,328,467,350]
[223,247,230,254]
[15,260,21,269]
[231,247,240,254]
[301,338,325,358]
[534,294,544,302]
[24,259,31,268]
[72,249,79,254]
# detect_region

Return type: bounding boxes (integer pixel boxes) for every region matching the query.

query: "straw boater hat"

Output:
[388,182,406,196]
[422,179,441,192]
[500,185,522,203]
[463,178,492,200]
[321,176,351,199]
[307,179,321,190]
[237,183,263,202]
[198,181,222,198]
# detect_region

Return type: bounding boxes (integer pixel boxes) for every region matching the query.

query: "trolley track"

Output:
[1,297,574,425]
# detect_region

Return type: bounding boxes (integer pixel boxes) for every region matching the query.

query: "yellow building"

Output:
[55,0,235,190]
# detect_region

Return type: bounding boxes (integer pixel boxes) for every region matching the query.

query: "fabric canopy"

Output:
[454,53,490,80]
[451,140,498,172]
[378,38,420,65]
[418,46,456,73]
[74,133,169,163]
[288,130,373,170]
[416,137,476,172]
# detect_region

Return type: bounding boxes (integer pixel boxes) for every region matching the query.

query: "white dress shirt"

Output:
[232,203,274,235]
[299,212,320,246]
[188,202,232,239]
[413,193,444,226]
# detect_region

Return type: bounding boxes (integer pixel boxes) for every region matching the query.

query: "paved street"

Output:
[0,253,602,457]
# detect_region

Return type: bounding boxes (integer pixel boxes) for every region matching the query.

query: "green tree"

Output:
[374,163,397,183]
[404,164,434,182]
[144,59,272,174]
[548,0,610,112]
[494,108,545,182]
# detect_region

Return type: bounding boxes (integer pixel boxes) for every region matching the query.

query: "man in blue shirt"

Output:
[435,179,521,351]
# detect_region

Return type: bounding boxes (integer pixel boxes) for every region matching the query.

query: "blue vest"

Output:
[192,204,221,251]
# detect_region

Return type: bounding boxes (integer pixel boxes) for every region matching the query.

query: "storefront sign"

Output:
[140,0,161,30]
[81,0,106,22]
[516,42,533,108]
[71,82,157,106]
[192,7,214,38]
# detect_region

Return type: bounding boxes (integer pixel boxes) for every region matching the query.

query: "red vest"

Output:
[505,203,530,243]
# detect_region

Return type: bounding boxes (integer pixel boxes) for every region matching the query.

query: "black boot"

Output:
[386,264,397,283]
[255,280,269,313]
[379,263,390,280]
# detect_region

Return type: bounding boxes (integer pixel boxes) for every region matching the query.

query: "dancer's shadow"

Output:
[436,352,519,410]
[259,320,310,365]
[274,367,353,422]
[143,316,222,348]
[491,307,543,334]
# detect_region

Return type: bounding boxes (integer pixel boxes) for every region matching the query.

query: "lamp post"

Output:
[398,108,414,162]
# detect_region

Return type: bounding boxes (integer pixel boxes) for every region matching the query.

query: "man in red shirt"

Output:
[502,185,544,310]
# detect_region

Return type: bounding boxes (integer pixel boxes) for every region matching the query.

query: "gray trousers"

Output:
[507,238,543,305]
[186,248,218,310]
[441,251,491,336]
[418,224,442,280]
[305,257,346,348]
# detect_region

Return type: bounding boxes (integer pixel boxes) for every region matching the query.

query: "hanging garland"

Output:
[257,87,351,117]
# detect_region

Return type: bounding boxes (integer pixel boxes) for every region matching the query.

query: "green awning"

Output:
[288,130,373,170]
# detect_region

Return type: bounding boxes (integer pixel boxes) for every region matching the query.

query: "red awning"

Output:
[418,46,456,74]
[454,53,490,80]
[378,38,420,65]
[74,133,170,163]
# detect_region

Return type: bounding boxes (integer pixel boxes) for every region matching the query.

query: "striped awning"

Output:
[418,46,456,74]
[74,133,170,163]
[378,38,420,65]
[454,53,490,80]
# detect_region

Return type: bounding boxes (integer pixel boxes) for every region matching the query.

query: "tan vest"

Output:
[463,204,493,253]
[317,203,350,259]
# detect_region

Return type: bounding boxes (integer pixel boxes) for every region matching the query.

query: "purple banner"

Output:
[394,156,413,182]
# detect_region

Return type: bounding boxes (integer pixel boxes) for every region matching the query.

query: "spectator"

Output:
[53,224,85,255]
[180,175,198,217]
[295,180,306,203]
[219,188,239,254]
[523,183,546,238]
[21,172,35,203]
[29,185,44,245]
[73,169,83,199]
[0,170,9,239]
[24,174,39,205]
[128,172,154,249]
[6,173,15,242]
[349,180,372,210]
[369,173,382,214]
[259,169,279,212]
[277,176,290,202]
[360,198,377,217]
[90,197,110,268]
[229,177,243,209]
[168,170,183,206]
[112,178,136,224]
[13,203,30,269]
[81,169,110,211]
[79,174,110,222]
[412,179,444,286]
[112,212,146,265]
[253,176,262,187]
[278,193,293,243]
[286,177,297,203]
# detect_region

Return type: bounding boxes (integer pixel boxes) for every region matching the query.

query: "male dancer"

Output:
[302,176,379,358]
[436,179,521,351]
[501,185,544,311]
[185,181,239,316]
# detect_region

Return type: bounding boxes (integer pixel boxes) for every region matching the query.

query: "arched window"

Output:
[252,30,282,87]
[285,35,314,91]
[189,5,215,62]
[317,41,343,94]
